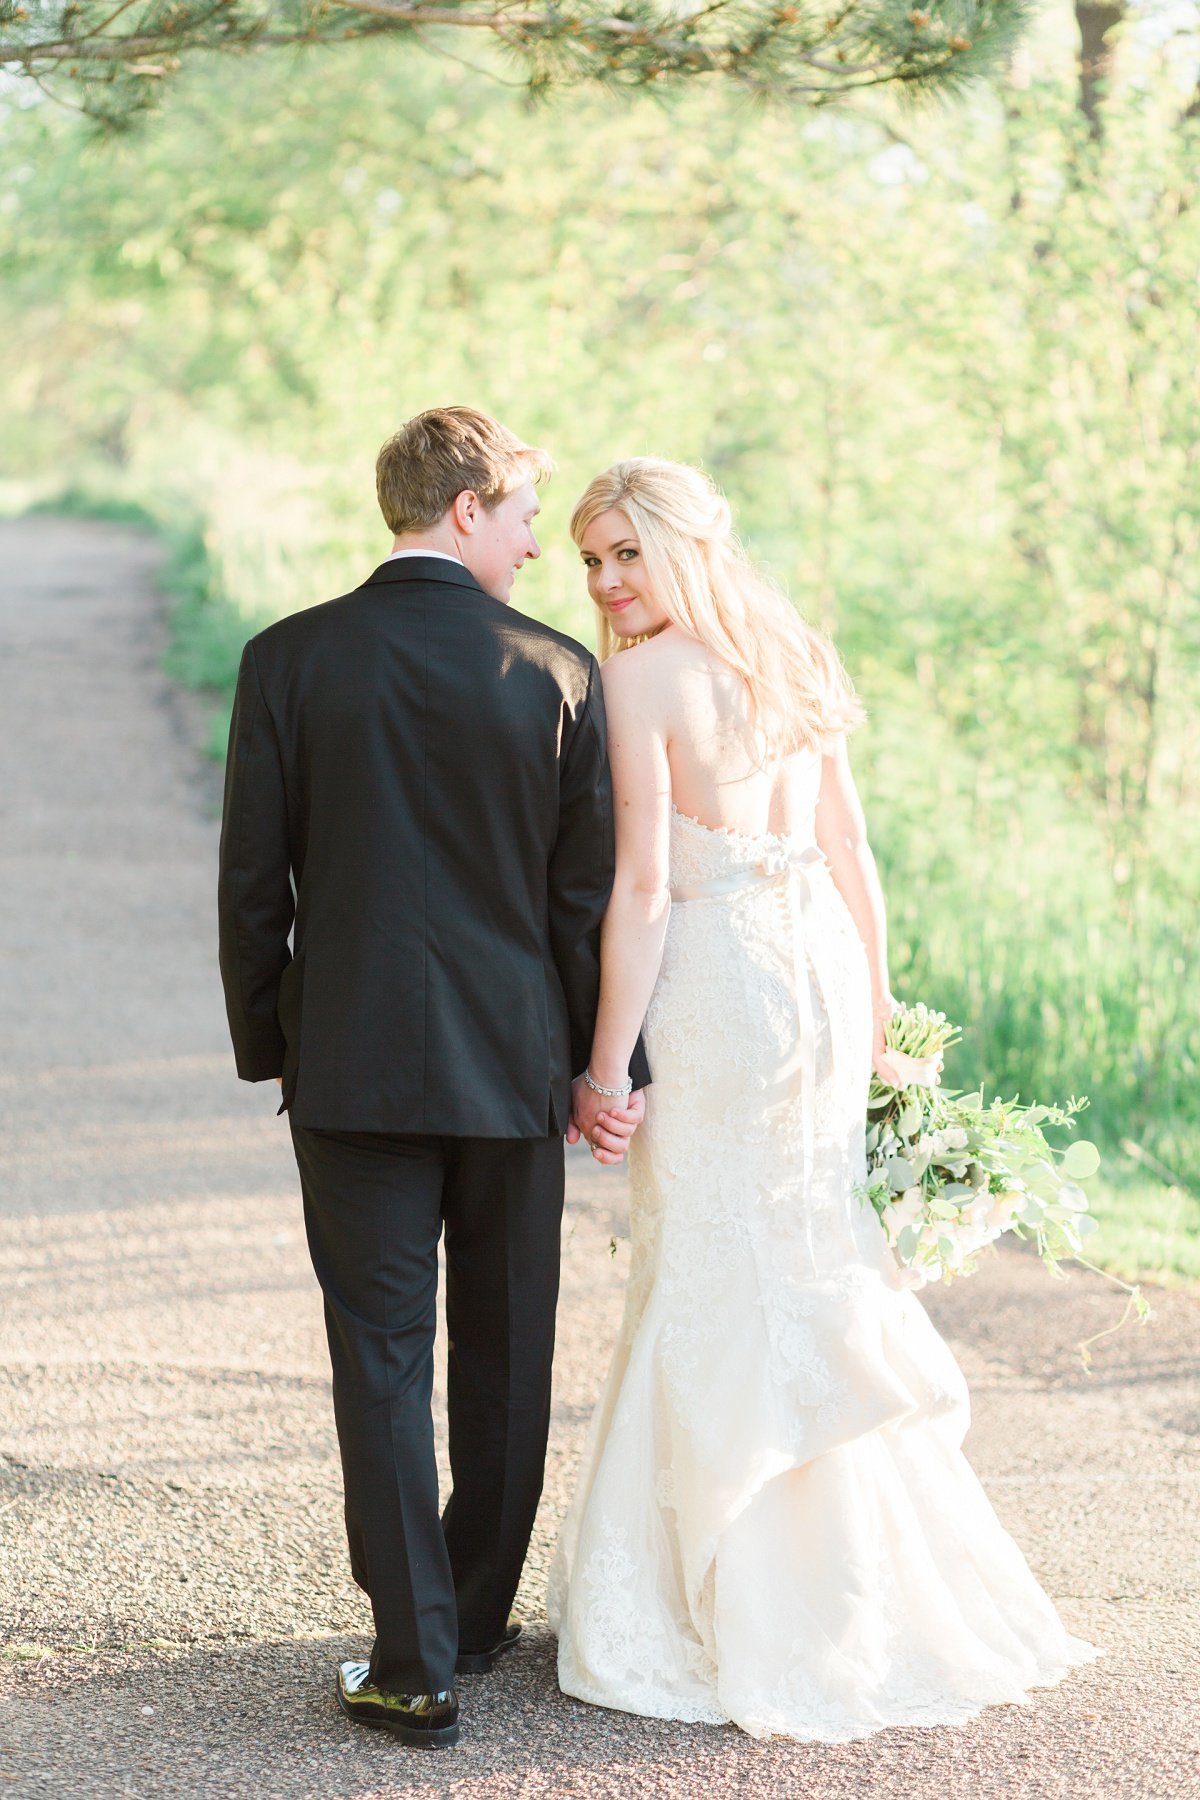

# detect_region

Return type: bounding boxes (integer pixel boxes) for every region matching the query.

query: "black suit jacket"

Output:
[218,556,649,1135]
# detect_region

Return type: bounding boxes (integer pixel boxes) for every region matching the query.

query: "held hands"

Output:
[567,1076,646,1165]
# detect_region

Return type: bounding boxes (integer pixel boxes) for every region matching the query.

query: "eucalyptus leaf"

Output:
[898,1223,921,1260]
[1061,1140,1101,1181]
[896,1101,923,1138]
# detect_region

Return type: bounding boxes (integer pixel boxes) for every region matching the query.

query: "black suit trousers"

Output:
[290,1124,565,1694]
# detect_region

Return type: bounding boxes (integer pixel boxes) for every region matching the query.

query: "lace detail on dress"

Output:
[549,757,1099,1741]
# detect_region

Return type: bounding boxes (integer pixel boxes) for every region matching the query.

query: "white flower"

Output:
[949,1222,991,1260]
[942,1128,969,1150]
[987,1191,1022,1233]
[882,1187,925,1244]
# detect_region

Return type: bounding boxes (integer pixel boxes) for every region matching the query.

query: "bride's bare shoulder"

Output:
[600,629,698,703]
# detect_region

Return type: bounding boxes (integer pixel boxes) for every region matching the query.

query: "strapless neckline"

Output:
[669,803,796,851]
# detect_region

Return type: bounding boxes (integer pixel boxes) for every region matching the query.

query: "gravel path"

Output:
[1,517,1197,1800]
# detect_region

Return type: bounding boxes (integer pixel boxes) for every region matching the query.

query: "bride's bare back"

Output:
[588,610,891,1109]
[614,624,818,840]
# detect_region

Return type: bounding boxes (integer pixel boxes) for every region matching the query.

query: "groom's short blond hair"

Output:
[376,406,554,534]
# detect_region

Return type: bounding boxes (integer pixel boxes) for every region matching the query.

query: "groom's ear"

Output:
[449,489,482,535]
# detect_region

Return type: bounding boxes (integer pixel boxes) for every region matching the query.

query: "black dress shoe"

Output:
[455,1621,522,1675]
[336,1661,460,1747]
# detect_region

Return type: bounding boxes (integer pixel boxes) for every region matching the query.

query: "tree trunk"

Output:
[1075,0,1125,137]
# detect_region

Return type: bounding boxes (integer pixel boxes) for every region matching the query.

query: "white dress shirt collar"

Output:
[384,548,462,566]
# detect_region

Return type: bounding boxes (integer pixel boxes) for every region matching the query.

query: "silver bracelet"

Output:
[583,1068,633,1099]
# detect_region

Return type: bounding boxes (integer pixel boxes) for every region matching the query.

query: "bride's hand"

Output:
[570,1078,646,1164]
[872,1000,943,1090]
[871,994,903,1088]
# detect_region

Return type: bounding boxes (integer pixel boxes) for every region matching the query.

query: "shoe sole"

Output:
[336,1680,460,1747]
[456,1628,522,1676]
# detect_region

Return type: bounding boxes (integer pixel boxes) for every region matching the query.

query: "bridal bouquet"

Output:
[861,1003,1105,1290]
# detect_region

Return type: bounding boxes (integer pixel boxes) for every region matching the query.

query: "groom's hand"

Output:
[570,1078,645,1165]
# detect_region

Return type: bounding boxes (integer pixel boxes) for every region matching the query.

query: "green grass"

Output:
[880,821,1199,1291]
[25,488,160,531]
[156,525,250,754]
[1085,1156,1200,1288]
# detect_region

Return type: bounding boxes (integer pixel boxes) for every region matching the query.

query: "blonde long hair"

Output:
[570,458,863,756]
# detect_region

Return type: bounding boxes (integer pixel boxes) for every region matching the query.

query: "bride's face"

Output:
[578,509,669,640]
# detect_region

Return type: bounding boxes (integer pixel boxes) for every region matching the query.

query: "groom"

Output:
[217,406,647,1748]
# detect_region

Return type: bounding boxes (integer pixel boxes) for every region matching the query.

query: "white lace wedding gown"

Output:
[548,761,1097,1742]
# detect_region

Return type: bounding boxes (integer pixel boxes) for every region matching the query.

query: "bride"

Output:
[550,457,1097,1742]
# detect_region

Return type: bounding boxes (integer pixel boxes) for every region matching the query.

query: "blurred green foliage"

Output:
[1,6,1197,1277]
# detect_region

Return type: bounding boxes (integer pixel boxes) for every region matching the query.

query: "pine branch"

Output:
[0,0,1034,123]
